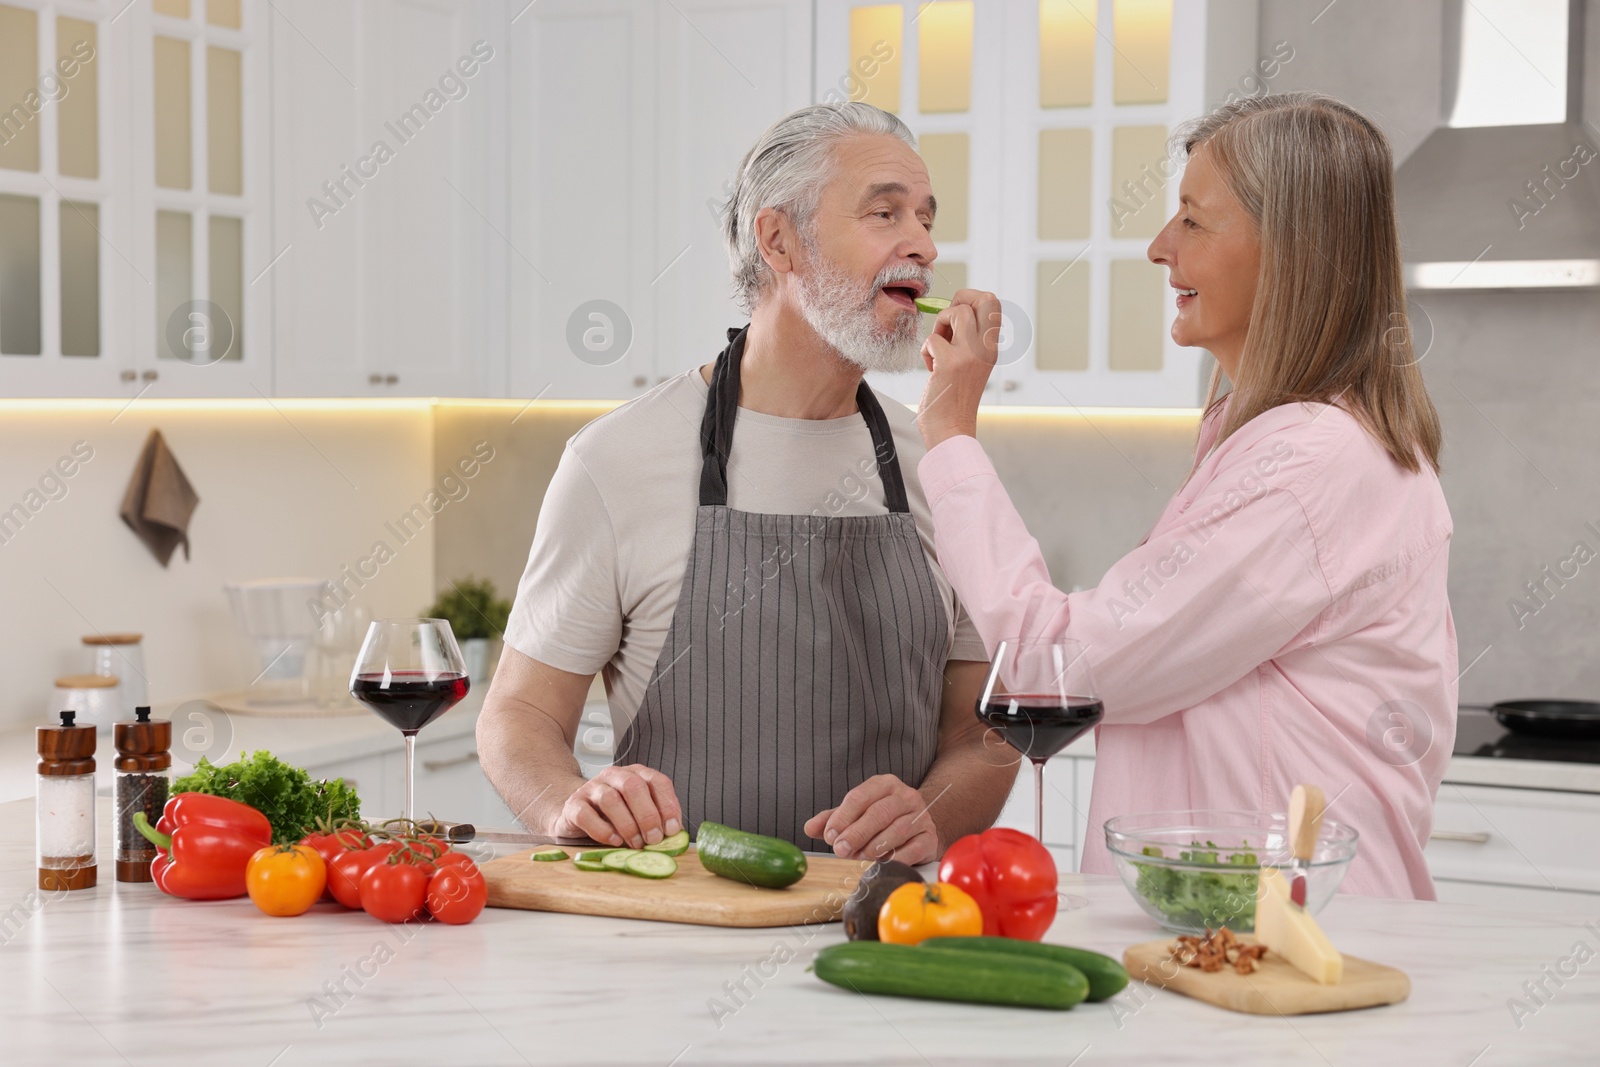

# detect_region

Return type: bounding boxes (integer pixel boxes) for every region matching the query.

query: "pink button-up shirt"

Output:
[919,401,1457,899]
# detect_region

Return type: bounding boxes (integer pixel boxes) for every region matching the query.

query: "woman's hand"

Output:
[916,289,1004,450]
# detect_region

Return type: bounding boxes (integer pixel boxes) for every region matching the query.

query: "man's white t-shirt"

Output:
[504,366,990,738]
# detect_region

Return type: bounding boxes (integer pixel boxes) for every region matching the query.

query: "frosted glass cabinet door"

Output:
[810,0,1250,409]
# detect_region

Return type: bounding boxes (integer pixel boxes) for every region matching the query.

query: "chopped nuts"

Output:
[1170,927,1269,976]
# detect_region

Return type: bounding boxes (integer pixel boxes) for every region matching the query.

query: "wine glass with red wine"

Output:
[978,639,1102,842]
[349,619,470,822]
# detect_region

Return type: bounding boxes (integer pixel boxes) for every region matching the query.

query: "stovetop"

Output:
[1455,706,1600,764]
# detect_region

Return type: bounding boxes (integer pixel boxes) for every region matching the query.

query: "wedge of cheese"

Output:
[1256,868,1343,984]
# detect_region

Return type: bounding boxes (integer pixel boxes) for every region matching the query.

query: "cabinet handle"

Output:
[384,374,399,385]
[141,369,159,382]
[422,750,479,772]
[1429,829,1491,844]
[633,376,648,388]
[369,373,384,385]
[1003,380,1019,392]
[120,370,137,382]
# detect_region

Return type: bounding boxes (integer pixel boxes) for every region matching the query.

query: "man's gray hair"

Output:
[723,102,915,313]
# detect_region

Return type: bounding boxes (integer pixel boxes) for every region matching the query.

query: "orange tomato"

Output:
[245,843,327,917]
[877,881,983,945]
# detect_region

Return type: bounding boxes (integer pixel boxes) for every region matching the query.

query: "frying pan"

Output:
[1491,700,1600,740]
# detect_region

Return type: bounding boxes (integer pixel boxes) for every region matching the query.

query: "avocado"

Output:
[843,860,924,941]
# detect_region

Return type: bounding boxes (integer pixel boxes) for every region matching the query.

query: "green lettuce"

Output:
[1132,841,1260,931]
[173,749,361,844]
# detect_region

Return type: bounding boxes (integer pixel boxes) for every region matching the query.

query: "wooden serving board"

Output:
[1123,936,1410,1015]
[481,849,868,928]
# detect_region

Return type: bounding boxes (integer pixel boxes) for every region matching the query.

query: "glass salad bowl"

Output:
[1104,809,1359,935]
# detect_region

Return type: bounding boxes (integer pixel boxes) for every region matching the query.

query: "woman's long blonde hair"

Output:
[1181,92,1442,474]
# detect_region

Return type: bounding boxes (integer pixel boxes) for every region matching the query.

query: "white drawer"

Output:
[1427,783,1600,893]
[302,751,391,820]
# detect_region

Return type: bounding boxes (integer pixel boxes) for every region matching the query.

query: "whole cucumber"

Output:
[696,821,807,888]
[920,936,1130,1001]
[813,942,1089,1010]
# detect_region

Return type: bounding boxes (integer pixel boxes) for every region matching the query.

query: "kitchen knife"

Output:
[436,822,603,848]
[1287,784,1325,909]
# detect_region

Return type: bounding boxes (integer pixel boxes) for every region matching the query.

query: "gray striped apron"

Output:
[617,326,948,850]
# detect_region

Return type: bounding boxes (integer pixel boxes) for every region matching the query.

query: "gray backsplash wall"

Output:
[433,0,1600,706]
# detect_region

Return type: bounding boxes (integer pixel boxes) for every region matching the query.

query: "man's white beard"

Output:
[795,254,929,375]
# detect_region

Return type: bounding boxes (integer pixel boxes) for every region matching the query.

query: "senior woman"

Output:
[913,93,1455,899]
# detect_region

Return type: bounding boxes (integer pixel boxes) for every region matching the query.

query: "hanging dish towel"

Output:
[120,428,199,566]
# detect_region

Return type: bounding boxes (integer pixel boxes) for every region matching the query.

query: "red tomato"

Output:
[328,843,399,910]
[426,862,487,925]
[360,858,431,924]
[301,829,369,900]
[432,851,476,873]
[938,828,1059,941]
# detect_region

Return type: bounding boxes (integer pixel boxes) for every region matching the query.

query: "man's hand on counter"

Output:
[805,774,939,866]
[553,764,684,850]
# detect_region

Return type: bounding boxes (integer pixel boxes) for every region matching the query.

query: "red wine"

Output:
[978,694,1104,761]
[351,671,469,733]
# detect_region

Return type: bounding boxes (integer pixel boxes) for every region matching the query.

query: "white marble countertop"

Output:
[1,799,1595,1066]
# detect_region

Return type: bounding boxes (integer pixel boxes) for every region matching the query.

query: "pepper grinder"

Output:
[113,706,171,882]
[37,709,97,891]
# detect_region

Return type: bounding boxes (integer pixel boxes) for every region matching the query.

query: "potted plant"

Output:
[423,577,512,685]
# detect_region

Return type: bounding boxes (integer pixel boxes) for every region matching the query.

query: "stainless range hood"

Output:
[1396,0,1600,290]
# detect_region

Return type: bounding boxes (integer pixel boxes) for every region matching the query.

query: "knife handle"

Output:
[1289,784,1326,863]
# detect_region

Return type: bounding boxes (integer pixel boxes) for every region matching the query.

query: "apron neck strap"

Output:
[699,325,911,514]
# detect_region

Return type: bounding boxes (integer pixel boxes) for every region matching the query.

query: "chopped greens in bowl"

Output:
[1130,842,1261,932]
[1104,811,1358,935]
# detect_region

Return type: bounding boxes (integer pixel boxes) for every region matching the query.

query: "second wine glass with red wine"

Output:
[349,619,470,822]
[978,638,1103,842]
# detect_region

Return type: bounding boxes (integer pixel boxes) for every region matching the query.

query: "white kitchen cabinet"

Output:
[1426,781,1600,894]
[1433,878,1599,915]
[414,729,517,828]
[650,0,815,385]
[269,0,494,397]
[302,749,392,823]
[507,0,812,401]
[993,754,1088,868]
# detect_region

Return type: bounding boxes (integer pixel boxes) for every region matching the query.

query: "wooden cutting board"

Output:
[1123,936,1410,1015]
[481,849,868,928]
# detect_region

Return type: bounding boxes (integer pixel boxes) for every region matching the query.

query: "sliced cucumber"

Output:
[573,857,612,872]
[529,848,569,862]
[644,830,690,856]
[914,296,951,314]
[602,849,643,870]
[574,848,624,863]
[623,851,677,879]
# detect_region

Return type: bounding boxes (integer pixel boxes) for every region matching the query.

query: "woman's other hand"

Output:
[916,288,1003,450]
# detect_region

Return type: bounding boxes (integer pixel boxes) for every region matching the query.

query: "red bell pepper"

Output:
[938,827,1059,941]
[134,793,273,900]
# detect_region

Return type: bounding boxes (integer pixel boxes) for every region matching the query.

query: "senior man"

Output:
[478,102,1014,864]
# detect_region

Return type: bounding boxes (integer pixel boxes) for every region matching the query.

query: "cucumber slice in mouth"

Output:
[914,296,951,314]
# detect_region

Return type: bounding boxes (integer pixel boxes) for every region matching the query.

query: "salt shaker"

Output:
[114,707,171,883]
[37,710,97,891]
